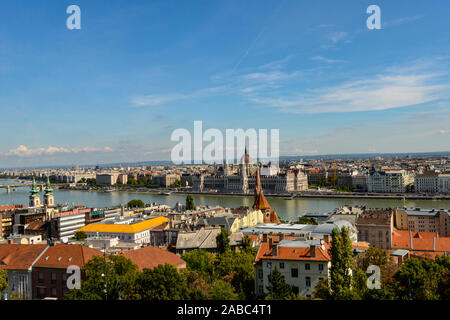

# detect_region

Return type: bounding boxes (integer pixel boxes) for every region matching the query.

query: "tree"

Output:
[266,267,294,300]
[241,235,251,251]
[169,179,183,188]
[209,280,238,300]
[74,231,87,241]
[329,227,353,300]
[64,255,139,300]
[184,270,211,300]
[135,264,189,300]
[295,217,318,225]
[185,194,195,211]
[181,249,215,279]
[393,256,449,300]
[216,228,230,254]
[313,277,331,300]
[0,269,7,296]
[127,199,145,208]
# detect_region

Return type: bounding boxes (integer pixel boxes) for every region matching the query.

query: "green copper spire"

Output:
[30,177,39,197]
[44,177,53,194]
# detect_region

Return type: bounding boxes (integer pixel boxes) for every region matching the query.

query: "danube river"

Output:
[1,179,450,221]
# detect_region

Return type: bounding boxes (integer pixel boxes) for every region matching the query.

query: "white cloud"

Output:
[250,71,448,114]
[131,86,227,107]
[241,71,300,82]
[383,15,424,28]
[310,56,344,64]
[2,145,113,158]
[329,32,349,43]
[258,56,293,70]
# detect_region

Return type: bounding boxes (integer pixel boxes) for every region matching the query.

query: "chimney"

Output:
[8,239,13,244]
[323,234,330,243]
[410,231,413,250]
[310,245,316,258]
[268,237,278,256]
[263,233,268,243]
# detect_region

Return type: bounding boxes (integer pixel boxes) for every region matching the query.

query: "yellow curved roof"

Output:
[78,216,169,234]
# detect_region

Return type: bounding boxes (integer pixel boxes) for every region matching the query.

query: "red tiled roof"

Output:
[0,205,25,212]
[34,244,102,269]
[119,246,186,270]
[409,251,446,261]
[392,229,450,252]
[255,242,331,263]
[25,221,47,232]
[0,244,47,270]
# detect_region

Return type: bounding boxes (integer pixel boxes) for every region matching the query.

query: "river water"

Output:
[1,179,450,220]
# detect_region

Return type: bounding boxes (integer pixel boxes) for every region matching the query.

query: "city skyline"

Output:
[1,0,450,167]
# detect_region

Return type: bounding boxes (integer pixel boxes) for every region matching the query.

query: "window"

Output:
[291,268,298,278]
[318,264,324,271]
[258,269,263,279]
[266,261,272,269]
[258,285,264,295]
[38,272,44,282]
[305,263,310,271]
[51,288,57,297]
[306,277,311,287]
[279,262,284,269]
[51,273,57,281]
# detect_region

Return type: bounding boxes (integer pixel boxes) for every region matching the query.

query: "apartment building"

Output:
[152,174,180,187]
[415,172,439,193]
[254,236,331,299]
[32,244,102,299]
[367,168,414,193]
[96,173,120,185]
[438,172,450,194]
[51,208,90,240]
[356,209,394,249]
[394,208,450,236]
[0,244,49,299]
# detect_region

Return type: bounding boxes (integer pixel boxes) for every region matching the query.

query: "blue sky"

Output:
[0,0,449,167]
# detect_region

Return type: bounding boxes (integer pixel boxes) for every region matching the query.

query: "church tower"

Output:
[44,177,55,207]
[252,164,280,223]
[29,178,41,208]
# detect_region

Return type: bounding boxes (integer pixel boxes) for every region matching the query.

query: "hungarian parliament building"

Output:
[192,151,308,194]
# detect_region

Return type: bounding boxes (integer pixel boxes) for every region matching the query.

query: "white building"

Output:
[254,237,331,298]
[438,173,450,194]
[367,168,414,193]
[79,216,169,244]
[54,210,87,240]
[415,172,439,193]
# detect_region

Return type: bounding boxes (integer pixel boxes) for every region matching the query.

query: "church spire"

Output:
[29,177,41,207]
[252,164,270,211]
[30,177,39,196]
[44,176,53,195]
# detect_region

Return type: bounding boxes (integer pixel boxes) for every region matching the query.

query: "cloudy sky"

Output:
[0,0,449,167]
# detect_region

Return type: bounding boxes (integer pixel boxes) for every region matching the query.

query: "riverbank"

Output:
[60,185,450,201]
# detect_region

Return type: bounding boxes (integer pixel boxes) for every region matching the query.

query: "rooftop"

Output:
[78,216,169,234]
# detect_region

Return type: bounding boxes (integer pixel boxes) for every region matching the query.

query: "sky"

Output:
[0,0,449,168]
